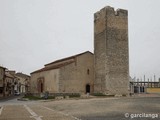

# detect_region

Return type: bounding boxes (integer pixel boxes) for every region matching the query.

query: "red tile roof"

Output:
[45,51,93,66]
[31,61,74,74]
[31,51,93,74]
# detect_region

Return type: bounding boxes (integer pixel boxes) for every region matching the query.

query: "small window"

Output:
[87,69,90,75]
[0,87,3,93]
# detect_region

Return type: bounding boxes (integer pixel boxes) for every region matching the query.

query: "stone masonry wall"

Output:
[30,69,60,93]
[94,6,129,95]
[59,52,94,94]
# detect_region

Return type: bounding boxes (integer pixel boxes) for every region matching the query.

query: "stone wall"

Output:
[0,67,5,87]
[59,52,94,93]
[30,69,60,93]
[30,52,94,94]
[94,6,129,95]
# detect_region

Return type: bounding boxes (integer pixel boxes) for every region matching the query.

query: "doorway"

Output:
[37,79,44,93]
[40,83,43,93]
[86,84,90,93]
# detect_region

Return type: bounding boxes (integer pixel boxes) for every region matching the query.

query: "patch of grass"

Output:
[23,96,55,100]
[47,96,55,99]
[92,93,114,97]
[23,96,42,100]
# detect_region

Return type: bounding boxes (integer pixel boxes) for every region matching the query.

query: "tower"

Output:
[94,6,129,95]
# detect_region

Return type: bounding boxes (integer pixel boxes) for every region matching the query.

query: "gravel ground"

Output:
[1,94,160,120]
[42,94,160,120]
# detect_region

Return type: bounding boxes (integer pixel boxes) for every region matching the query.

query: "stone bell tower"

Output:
[94,6,129,95]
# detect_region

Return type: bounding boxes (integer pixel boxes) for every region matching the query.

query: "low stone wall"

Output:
[26,92,80,98]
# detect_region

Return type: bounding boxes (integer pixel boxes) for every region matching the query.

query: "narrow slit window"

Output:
[87,69,90,75]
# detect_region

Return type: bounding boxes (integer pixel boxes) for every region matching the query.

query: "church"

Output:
[30,6,129,96]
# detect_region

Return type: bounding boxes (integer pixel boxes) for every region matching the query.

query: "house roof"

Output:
[5,72,14,78]
[31,51,93,74]
[31,61,74,74]
[16,73,30,78]
[0,66,6,69]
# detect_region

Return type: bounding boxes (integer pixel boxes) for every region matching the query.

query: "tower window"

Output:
[87,69,90,75]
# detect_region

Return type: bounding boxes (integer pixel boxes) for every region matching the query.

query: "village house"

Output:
[4,71,15,97]
[15,72,30,93]
[0,66,6,97]
[7,71,31,95]
[30,51,94,95]
[0,67,30,98]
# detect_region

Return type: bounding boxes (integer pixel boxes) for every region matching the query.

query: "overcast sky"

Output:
[0,0,160,80]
